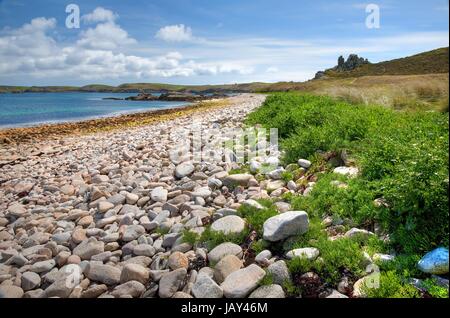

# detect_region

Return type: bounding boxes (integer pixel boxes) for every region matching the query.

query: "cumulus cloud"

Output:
[75,7,136,50]
[155,24,193,42]
[77,21,136,50]
[0,13,251,81]
[0,17,57,59]
[81,7,118,23]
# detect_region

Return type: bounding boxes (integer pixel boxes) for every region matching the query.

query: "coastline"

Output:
[0,98,230,145]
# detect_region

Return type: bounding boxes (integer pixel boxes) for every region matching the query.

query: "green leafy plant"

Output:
[363,271,420,298]
[198,226,249,250]
[287,231,366,285]
[281,171,294,183]
[421,278,449,298]
[259,272,275,286]
[238,200,278,236]
[181,229,200,245]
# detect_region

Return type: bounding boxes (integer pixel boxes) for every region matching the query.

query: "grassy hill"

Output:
[323,47,449,78]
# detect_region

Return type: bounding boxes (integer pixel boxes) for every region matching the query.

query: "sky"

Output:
[0,0,448,86]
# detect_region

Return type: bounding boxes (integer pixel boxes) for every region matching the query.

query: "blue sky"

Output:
[0,0,448,85]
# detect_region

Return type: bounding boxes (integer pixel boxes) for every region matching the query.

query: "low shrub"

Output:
[198,226,249,250]
[421,278,449,298]
[238,200,278,236]
[181,229,200,245]
[287,235,366,285]
[363,271,420,298]
[246,92,449,254]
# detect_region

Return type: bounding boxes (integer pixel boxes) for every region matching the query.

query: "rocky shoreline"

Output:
[0,98,230,151]
[0,94,274,298]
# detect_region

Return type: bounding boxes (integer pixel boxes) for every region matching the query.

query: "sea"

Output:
[0,92,191,128]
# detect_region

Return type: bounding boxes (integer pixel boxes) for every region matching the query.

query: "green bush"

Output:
[181,229,200,245]
[238,200,278,236]
[290,174,378,224]
[199,226,249,250]
[421,278,449,298]
[281,171,294,183]
[376,254,422,279]
[246,92,449,254]
[283,218,327,250]
[363,271,420,298]
[287,235,366,284]
[259,272,275,286]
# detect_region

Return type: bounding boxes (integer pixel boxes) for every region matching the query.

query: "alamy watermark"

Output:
[366,3,381,29]
[168,118,279,169]
[65,4,80,29]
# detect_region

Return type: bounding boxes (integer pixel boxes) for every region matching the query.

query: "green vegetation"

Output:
[290,174,377,224]
[262,73,449,112]
[246,92,449,255]
[251,239,271,254]
[238,199,278,236]
[280,171,294,183]
[228,165,250,175]
[421,278,449,298]
[259,272,275,286]
[376,254,422,278]
[181,229,200,246]
[363,271,421,298]
[197,226,250,251]
[287,235,366,285]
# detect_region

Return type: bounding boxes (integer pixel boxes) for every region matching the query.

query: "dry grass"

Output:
[264,73,449,112]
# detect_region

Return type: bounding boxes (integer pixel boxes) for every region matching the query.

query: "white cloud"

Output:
[75,7,136,50]
[0,17,57,59]
[77,21,136,50]
[155,24,193,42]
[82,7,118,23]
[0,16,251,82]
[266,67,279,73]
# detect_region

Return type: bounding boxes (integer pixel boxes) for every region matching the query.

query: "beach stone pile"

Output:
[0,94,277,298]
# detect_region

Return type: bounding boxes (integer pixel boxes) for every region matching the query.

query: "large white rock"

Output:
[333,166,359,178]
[151,187,168,203]
[208,242,243,264]
[286,247,319,260]
[211,215,246,235]
[297,159,311,169]
[192,274,223,298]
[175,163,195,179]
[222,174,253,187]
[190,187,212,199]
[221,264,266,298]
[263,211,309,242]
[249,284,286,298]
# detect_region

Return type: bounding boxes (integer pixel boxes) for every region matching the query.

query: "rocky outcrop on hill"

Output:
[315,54,370,79]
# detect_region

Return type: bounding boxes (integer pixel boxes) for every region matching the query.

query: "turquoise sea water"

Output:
[0,92,190,128]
